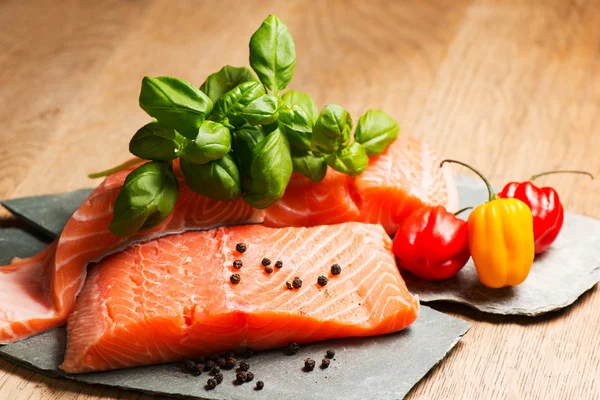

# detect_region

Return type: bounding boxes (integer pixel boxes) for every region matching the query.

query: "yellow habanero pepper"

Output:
[441,160,535,288]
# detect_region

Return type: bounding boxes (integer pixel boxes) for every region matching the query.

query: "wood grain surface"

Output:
[1,0,599,399]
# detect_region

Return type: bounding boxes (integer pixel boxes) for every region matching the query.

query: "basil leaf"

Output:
[180,155,241,202]
[199,66,256,103]
[241,94,280,125]
[180,121,231,164]
[129,122,188,161]
[244,128,293,209]
[291,150,327,183]
[311,104,352,154]
[249,15,296,95]
[326,142,368,177]
[281,90,318,125]
[354,109,400,156]
[278,105,312,151]
[212,81,266,127]
[231,125,265,191]
[139,76,213,139]
[109,161,179,236]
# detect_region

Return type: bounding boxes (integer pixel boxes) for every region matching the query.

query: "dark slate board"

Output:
[2,189,92,238]
[0,228,470,400]
[0,227,50,263]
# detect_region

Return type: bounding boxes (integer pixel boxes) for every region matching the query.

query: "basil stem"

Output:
[249,15,296,95]
[109,161,179,236]
[88,158,142,179]
[199,65,257,103]
[129,122,188,161]
[181,155,242,201]
[179,121,231,164]
[139,76,213,139]
[354,109,400,156]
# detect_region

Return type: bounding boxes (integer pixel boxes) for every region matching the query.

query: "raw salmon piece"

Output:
[264,136,458,234]
[356,136,458,233]
[60,223,419,373]
[263,169,360,228]
[0,163,264,344]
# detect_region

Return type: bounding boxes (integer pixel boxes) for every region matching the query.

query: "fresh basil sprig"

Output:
[180,121,231,164]
[243,128,293,209]
[129,122,187,161]
[354,109,400,156]
[199,66,256,103]
[181,155,241,201]
[139,77,213,139]
[249,15,296,95]
[326,142,369,177]
[212,81,266,127]
[99,14,401,236]
[109,161,178,236]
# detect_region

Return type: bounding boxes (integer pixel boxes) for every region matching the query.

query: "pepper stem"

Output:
[88,158,143,179]
[440,159,498,201]
[530,170,594,182]
[454,207,473,216]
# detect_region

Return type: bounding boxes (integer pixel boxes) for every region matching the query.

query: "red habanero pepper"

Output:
[499,170,594,254]
[392,206,471,281]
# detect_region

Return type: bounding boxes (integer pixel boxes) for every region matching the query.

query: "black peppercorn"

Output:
[265,266,273,274]
[288,341,300,355]
[212,365,221,374]
[216,358,226,368]
[183,359,196,372]
[236,243,247,253]
[233,259,243,269]
[236,371,249,383]
[246,371,254,381]
[286,281,293,290]
[326,349,335,359]
[317,275,328,287]
[331,264,342,275]
[230,273,241,284]
[239,361,250,371]
[292,277,302,289]
[192,363,204,376]
[246,348,254,358]
[304,358,316,371]
[261,257,271,266]
[204,360,215,371]
[275,260,283,269]
[206,378,217,389]
[225,356,237,369]
[256,380,264,390]
[214,372,223,384]
[320,358,330,369]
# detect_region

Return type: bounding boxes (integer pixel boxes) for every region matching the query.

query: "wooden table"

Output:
[1,0,599,398]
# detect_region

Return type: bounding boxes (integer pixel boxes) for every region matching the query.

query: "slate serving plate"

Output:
[0,199,471,400]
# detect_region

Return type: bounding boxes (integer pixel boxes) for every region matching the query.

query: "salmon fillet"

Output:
[60,223,419,373]
[264,136,458,234]
[0,164,264,343]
